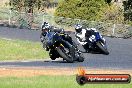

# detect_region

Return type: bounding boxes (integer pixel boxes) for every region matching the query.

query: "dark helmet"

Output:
[74,24,82,33]
[42,22,49,26]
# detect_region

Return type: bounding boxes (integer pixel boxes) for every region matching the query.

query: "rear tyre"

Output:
[96,41,109,55]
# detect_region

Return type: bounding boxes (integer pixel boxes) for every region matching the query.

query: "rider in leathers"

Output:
[40,22,75,51]
[74,24,98,52]
[40,22,51,51]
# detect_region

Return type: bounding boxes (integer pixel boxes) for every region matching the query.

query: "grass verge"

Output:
[0,38,49,60]
[0,75,131,88]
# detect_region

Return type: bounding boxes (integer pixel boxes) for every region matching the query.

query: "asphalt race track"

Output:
[0,27,132,70]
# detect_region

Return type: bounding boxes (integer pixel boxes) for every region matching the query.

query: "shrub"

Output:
[55,0,107,21]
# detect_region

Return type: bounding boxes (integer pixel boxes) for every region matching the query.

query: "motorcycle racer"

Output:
[74,24,98,52]
[40,22,74,51]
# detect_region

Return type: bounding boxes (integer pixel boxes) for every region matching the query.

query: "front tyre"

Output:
[49,50,56,60]
[96,41,109,55]
[78,53,84,62]
[50,56,56,60]
[56,46,74,63]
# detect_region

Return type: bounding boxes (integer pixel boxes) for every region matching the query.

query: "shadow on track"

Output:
[44,60,82,63]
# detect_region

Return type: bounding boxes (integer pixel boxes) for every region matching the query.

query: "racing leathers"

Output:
[75,28,97,52]
[40,26,69,51]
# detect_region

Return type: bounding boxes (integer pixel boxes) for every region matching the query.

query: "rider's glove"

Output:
[64,34,68,38]
[40,37,44,42]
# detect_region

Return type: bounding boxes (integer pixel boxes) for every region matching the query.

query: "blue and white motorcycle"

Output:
[84,29,109,55]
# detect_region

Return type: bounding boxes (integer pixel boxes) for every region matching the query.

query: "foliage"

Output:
[105,0,112,4]
[123,0,132,22]
[9,0,24,12]
[101,4,124,24]
[55,0,107,21]
[9,0,55,13]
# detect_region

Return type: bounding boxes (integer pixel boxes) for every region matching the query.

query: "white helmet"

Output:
[90,28,97,31]
[86,28,97,32]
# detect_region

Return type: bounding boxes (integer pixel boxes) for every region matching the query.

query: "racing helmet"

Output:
[43,22,48,25]
[74,24,82,33]
[90,28,97,31]
[86,28,97,33]
[41,22,51,32]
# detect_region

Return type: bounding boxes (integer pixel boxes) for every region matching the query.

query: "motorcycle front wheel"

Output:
[96,41,109,55]
[56,46,74,63]
[77,53,84,62]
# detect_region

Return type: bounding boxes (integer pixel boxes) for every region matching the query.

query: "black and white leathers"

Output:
[75,28,97,45]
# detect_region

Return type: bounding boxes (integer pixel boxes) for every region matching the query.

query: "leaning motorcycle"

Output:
[42,31,84,63]
[85,30,109,55]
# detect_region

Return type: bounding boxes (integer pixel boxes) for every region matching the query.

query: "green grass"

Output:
[0,38,49,60]
[0,75,131,88]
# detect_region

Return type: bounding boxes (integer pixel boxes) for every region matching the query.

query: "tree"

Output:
[9,0,24,12]
[101,4,124,23]
[123,0,132,21]
[105,0,112,4]
[55,0,107,21]
[9,0,53,13]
